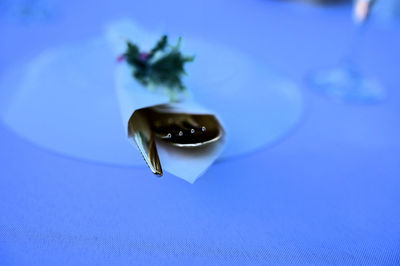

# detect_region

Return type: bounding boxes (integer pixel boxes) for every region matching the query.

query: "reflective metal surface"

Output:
[128,104,224,176]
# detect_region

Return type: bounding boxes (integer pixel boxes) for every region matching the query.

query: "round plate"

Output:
[0,31,303,166]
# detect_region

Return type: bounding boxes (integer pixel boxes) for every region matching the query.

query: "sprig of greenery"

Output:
[123,35,194,93]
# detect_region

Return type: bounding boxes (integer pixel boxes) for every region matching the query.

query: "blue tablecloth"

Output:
[1,0,399,264]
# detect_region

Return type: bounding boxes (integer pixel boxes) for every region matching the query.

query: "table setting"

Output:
[0,0,399,264]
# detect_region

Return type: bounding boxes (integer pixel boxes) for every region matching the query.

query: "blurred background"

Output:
[0,0,399,265]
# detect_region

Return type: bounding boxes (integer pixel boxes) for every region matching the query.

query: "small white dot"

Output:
[201,126,206,132]
[179,131,183,136]
[191,129,195,134]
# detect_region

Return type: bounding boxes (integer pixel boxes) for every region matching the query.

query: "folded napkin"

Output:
[106,20,226,183]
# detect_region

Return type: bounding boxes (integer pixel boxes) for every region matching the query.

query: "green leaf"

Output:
[123,35,194,94]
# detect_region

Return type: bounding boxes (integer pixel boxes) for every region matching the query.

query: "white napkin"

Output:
[107,20,226,183]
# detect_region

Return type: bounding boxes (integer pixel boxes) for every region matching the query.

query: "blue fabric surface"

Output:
[1,0,400,264]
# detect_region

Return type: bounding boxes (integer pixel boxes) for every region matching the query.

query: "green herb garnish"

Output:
[123,35,194,94]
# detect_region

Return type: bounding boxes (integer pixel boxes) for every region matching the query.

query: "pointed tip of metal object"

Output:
[149,159,163,177]
[146,157,162,175]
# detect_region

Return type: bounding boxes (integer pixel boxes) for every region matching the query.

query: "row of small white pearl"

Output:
[165,126,206,139]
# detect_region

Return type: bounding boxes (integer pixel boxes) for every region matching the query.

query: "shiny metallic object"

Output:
[128,104,223,176]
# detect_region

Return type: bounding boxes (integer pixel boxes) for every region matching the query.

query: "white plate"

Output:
[0,28,303,166]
